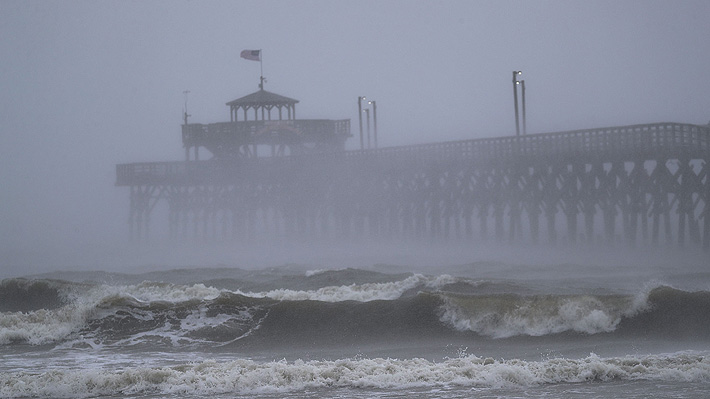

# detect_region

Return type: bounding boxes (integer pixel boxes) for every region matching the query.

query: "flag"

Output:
[240,49,261,61]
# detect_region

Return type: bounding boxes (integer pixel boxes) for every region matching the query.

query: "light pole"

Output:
[364,108,371,149]
[358,96,366,150]
[512,71,522,136]
[183,90,191,161]
[368,100,377,148]
[182,90,190,125]
[521,80,526,135]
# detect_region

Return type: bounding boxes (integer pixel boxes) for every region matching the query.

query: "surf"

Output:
[2,352,708,398]
[2,271,710,348]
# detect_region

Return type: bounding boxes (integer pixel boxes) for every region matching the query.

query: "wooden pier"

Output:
[117,107,710,249]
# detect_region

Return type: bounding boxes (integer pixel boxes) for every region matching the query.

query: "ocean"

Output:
[1,253,709,398]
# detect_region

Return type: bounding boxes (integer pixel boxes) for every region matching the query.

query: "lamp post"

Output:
[368,100,377,148]
[183,90,192,161]
[512,71,522,136]
[182,90,190,125]
[364,108,371,149]
[358,96,366,150]
[521,80,526,135]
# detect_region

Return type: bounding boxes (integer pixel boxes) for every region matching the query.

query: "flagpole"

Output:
[241,49,265,89]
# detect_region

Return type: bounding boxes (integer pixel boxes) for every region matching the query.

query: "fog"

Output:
[1,0,709,277]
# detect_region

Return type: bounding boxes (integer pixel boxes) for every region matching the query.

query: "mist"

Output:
[2,0,709,278]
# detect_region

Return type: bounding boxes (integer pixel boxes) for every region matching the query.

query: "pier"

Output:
[116,88,710,249]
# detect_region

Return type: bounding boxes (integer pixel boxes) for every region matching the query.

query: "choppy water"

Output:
[2,261,709,398]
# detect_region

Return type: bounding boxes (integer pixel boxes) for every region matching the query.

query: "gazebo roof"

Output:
[226,89,299,108]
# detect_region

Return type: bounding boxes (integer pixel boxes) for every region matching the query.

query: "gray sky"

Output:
[1,0,709,272]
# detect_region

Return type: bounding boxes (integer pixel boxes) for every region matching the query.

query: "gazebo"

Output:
[226,88,299,122]
[181,86,350,160]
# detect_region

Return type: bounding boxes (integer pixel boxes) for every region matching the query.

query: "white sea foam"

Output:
[438,289,651,338]
[0,283,107,345]
[0,282,225,346]
[1,352,707,397]
[120,282,223,303]
[235,274,457,302]
[305,268,332,277]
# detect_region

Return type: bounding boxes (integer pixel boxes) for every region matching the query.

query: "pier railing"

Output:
[344,122,709,164]
[118,122,709,186]
[182,119,351,146]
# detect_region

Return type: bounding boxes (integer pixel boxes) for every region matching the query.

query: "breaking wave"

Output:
[2,272,710,347]
[438,292,642,337]
[234,273,456,302]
